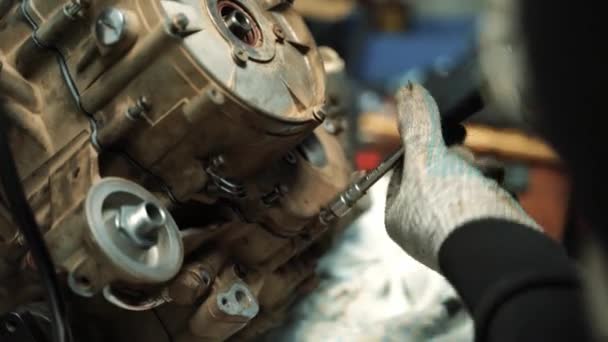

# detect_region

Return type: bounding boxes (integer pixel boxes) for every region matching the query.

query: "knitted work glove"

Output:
[385,84,540,271]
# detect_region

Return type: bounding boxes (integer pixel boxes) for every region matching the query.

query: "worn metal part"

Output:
[95,7,128,47]
[1,0,358,341]
[116,201,167,249]
[183,266,261,341]
[83,178,183,282]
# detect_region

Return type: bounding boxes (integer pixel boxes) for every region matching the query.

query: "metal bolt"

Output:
[207,88,225,105]
[116,202,166,249]
[64,0,90,19]
[273,24,285,41]
[211,155,226,168]
[95,7,126,46]
[233,48,248,65]
[169,266,213,305]
[126,96,151,120]
[16,233,26,246]
[169,13,190,35]
[137,96,151,111]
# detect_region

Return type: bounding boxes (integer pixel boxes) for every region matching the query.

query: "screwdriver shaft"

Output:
[320,147,404,225]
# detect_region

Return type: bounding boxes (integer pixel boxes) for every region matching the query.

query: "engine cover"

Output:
[0,0,356,340]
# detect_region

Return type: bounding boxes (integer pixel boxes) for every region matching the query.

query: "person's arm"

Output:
[440,219,589,341]
[384,84,591,341]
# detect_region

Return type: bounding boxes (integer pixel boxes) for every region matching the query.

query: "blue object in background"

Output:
[352,18,478,91]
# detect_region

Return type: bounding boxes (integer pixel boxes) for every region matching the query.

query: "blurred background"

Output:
[296,0,571,244]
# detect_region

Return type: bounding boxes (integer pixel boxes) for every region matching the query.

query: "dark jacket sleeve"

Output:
[438,219,591,342]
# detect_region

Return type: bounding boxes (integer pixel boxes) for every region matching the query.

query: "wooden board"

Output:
[294,0,355,21]
[359,113,560,164]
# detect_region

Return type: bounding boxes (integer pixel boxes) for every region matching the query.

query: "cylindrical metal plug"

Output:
[224,9,253,40]
[116,201,167,249]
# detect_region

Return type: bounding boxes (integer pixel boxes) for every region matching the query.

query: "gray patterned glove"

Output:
[384,84,540,271]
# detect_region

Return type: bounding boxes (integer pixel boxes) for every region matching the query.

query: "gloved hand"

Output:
[385,83,540,271]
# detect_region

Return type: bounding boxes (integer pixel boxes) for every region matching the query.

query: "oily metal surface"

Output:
[0,0,356,341]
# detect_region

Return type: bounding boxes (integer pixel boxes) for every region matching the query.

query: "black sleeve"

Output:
[438,219,591,342]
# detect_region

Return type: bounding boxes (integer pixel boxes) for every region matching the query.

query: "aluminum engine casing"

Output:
[0,0,356,340]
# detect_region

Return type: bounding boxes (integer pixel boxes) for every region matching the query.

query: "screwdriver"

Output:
[319,147,405,225]
[319,71,480,225]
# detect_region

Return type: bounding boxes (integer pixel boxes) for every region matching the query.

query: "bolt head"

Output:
[137,96,151,111]
[64,0,90,18]
[212,155,226,168]
[171,13,190,33]
[233,48,249,65]
[273,25,285,40]
[207,88,225,105]
[95,8,126,46]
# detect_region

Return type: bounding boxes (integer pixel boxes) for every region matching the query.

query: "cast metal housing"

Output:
[0,0,357,340]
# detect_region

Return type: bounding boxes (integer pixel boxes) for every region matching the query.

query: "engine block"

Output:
[0,0,356,340]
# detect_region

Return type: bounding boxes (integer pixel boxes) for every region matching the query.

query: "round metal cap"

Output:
[157,0,326,124]
[85,178,184,284]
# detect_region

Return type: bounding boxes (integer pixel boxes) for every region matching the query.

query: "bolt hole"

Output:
[144,202,165,225]
[221,297,228,306]
[76,275,91,288]
[72,167,81,179]
[235,290,246,304]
